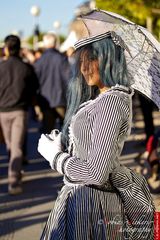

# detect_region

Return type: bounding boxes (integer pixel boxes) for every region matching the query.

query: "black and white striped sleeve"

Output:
[54,94,127,185]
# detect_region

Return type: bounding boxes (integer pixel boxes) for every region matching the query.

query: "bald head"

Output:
[43,33,57,49]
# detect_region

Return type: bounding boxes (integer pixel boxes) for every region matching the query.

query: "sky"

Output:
[0,0,86,40]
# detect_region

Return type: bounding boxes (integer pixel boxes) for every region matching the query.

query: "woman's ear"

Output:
[4,46,9,57]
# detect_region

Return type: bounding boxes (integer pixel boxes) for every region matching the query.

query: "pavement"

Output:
[0,107,160,240]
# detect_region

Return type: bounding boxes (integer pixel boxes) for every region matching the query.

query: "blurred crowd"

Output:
[0,31,160,195]
[0,33,71,194]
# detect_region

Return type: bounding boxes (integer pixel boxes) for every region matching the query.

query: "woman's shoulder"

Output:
[95,85,133,118]
[77,85,133,114]
[108,84,134,98]
[98,84,134,105]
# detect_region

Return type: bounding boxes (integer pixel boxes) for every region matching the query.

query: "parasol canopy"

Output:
[75,9,160,109]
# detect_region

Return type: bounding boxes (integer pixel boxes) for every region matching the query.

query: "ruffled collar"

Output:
[78,84,134,110]
[110,84,134,96]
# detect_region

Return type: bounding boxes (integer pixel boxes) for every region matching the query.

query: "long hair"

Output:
[62,36,133,149]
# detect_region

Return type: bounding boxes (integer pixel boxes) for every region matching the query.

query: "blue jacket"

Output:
[34,48,70,109]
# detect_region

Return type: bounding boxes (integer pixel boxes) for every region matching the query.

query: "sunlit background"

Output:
[1,1,160,239]
[0,0,160,50]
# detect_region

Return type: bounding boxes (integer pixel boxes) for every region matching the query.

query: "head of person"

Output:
[43,33,57,49]
[77,36,132,89]
[4,35,21,57]
[62,35,133,148]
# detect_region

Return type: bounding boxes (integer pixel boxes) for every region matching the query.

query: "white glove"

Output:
[45,129,60,141]
[37,132,62,167]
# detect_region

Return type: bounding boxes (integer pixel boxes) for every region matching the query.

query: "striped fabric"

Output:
[40,85,154,240]
[41,185,125,240]
[74,31,130,54]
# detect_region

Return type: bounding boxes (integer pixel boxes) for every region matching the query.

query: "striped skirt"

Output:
[40,184,130,240]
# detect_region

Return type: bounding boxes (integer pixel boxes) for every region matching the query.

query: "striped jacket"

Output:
[52,84,154,239]
[54,84,132,184]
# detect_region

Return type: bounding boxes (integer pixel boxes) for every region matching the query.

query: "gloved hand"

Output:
[45,129,60,141]
[37,131,62,167]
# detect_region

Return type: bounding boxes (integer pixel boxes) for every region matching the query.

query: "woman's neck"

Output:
[99,86,110,94]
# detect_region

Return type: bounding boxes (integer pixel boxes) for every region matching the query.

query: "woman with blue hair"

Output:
[38,33,154,239]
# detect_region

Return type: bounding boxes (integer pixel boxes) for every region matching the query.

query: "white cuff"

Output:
[52,152,70,174]
[56,153,70,174]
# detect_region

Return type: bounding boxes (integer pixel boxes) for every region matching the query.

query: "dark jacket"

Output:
[0,56,39,112]
[34,48,70,110]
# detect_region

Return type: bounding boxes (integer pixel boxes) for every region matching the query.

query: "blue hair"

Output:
[62,37,133,149]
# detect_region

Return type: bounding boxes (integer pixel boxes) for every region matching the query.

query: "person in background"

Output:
[34,48,43,61]
[20,47,43,165]
[136,129,160,193]
[38,34,154,239]
[21,48,43,65]
[21,47,44,122]
[134,94,160,193]
[34,32,71,133]
[65,46,75,65]
[21,48,36,64]
[0,35,39,195]
[138,93,155,144]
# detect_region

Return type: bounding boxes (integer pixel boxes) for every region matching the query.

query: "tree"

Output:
[145,0,160,8]
[96,0,160,38]
[96,0,150,26]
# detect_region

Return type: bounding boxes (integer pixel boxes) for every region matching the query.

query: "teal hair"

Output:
[62,37,133,149]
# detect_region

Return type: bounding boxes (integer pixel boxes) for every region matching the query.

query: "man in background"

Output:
[34,32,70,133]
[0,35,39,195]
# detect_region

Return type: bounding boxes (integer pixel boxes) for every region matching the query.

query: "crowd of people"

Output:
[0,31,159,195]
[0,20,159,238]
[0,33,71,195]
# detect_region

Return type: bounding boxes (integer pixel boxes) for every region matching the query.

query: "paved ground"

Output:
[0,106,160,240]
